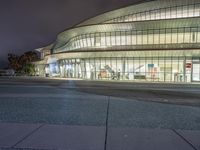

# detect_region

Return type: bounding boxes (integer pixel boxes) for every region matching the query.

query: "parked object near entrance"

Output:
[98,69,108,79]
[0,69,15,76]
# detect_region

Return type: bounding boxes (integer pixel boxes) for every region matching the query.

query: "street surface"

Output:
[0,77,200,150]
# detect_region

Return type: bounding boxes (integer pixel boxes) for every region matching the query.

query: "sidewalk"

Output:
[0,123,199,150]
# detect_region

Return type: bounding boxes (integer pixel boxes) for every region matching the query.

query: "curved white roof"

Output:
[52,0,200,53]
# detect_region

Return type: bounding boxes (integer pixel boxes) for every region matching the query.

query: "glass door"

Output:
[192,63,200,81]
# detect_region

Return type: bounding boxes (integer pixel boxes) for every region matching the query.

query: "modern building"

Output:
[35,0,200,82]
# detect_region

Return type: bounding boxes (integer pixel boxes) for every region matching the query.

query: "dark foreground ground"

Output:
[0,77,200,150]
[74,80,200,106]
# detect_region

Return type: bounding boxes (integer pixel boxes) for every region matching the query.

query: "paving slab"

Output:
[0,123,41,148]
[176,130,200,150]
[15,124,106,150]
[106,127,195,150]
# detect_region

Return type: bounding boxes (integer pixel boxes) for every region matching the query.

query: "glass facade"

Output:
[59,27,200,52]
[104,3,200,23]
[38,56,200,83]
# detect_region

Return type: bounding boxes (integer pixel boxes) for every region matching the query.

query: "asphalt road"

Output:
[73,80,200,106]
[0,77,200,130]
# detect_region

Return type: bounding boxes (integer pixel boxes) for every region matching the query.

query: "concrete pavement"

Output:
[0,77,200,150]
[0,123,199,150]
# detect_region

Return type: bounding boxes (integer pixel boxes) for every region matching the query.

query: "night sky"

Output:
[0,0,146,68]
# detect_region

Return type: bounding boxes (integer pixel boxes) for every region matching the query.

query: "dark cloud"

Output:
[0,0,145,68]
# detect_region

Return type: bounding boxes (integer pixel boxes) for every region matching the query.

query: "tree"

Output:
[8,53,21,71]
[8,51,38,74]
[22,64,36,75]
[19,51,38,65]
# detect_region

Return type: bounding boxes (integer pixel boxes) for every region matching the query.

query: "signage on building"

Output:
[186,63,192,68]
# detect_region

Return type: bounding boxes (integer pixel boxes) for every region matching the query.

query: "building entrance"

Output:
[41,56,196,83]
